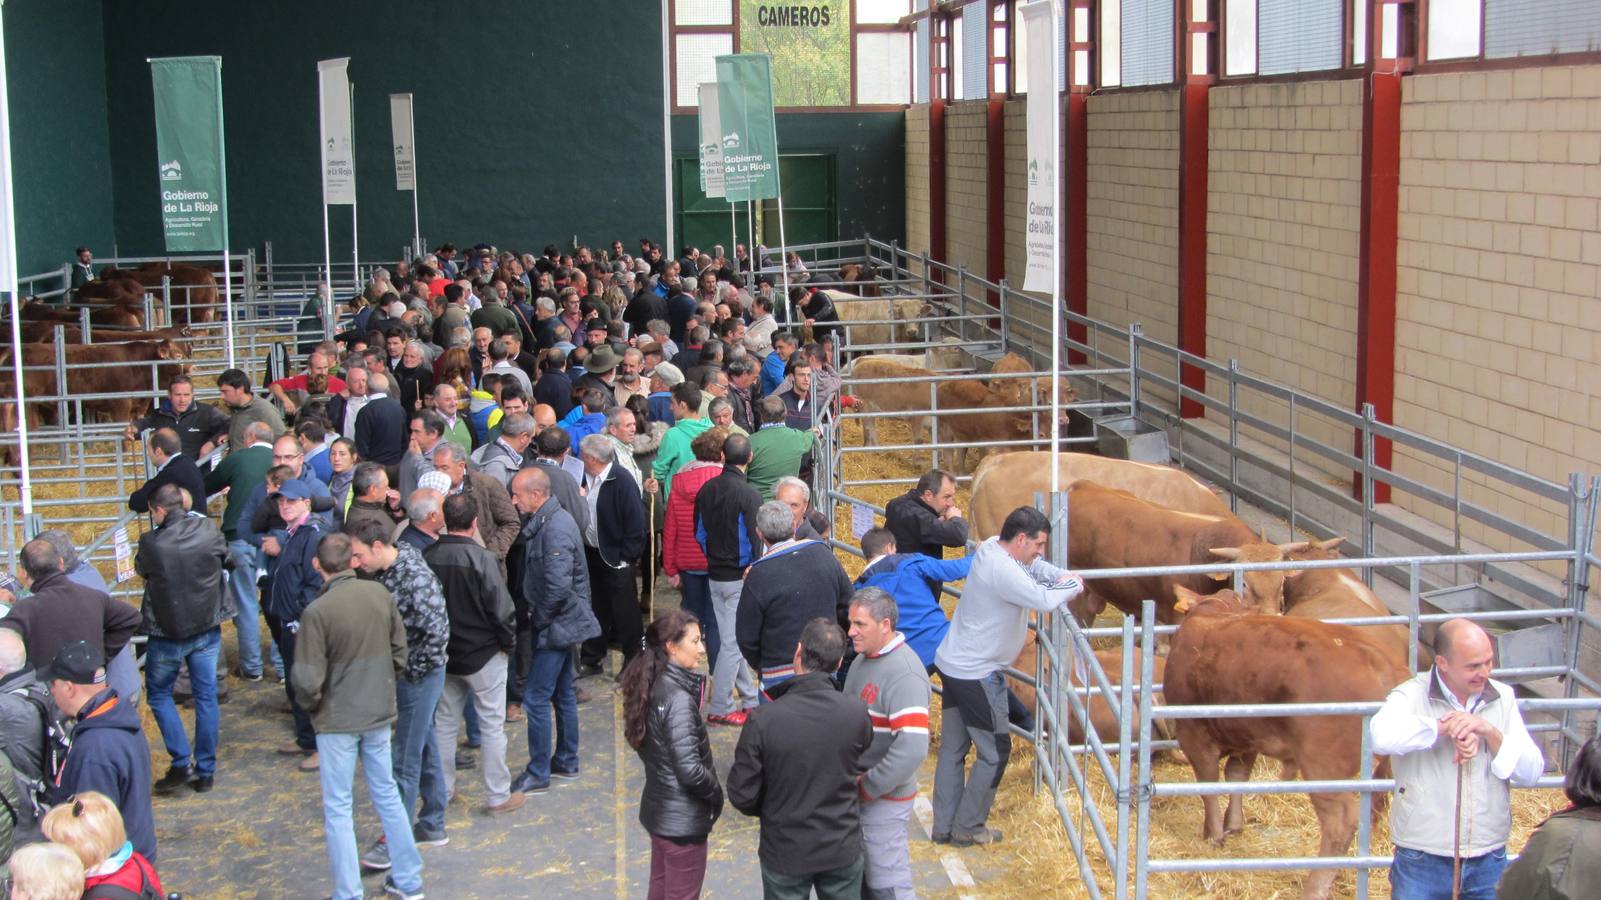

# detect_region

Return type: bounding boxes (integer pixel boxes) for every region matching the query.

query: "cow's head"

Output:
[1173,585,1250,618]
[1285,536,1344,563]
[1207,539,1309,614]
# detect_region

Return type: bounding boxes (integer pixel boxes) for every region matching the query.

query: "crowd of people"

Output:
[0,238,1595,900]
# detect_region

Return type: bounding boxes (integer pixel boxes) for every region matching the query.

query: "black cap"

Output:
[42,639,105,685]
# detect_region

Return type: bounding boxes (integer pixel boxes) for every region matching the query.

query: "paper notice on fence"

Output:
[1019,0,1061,294]
[851,502,874,540]
[113,527,135,583]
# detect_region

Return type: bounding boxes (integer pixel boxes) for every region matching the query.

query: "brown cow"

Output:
[73,275,146,306]
[0,339,191,428]
[981,350,1079,414]
[1165,586,1405,900]
[1008,642,1171,748]
[835,262,882,297]
[17,321,190,344]
[14,302,143,329]
[1065,481,1306,625]
[1285,537,1428,674]
[969,451,1233,539]
[102,263,220,324]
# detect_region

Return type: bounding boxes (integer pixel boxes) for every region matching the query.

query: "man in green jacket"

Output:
[202,419,277,681]
[651,382,711,502]
[291,533,426,900]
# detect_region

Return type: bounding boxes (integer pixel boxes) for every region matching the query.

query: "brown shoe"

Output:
[575,686,593,704]
[277,742,312,756]
[298,752,320,772]
[485,792,526,815]
[505,703,525,722]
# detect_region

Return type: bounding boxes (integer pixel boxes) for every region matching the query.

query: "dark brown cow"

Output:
[1165,586,1406,900]
[73,275,146,305]
[101,263,220,324]
[16,321,190,344]
[1065,481,1306,625]
[0,339,191,428]
[14,302,143,329]
[835,262,881,297]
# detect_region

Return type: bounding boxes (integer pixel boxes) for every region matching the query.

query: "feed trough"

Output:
[1095,414,1170,464]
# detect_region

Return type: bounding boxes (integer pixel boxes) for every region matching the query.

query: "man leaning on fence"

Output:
[1370,618,1544,900]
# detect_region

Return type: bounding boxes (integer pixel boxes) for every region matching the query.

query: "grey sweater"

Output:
[841,633,931,801]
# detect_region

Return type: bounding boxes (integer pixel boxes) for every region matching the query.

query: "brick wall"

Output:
[945,100,990,279]
[1206,80,1364,470]
[1393,65,1601,560]
[1086,89,1181,405]
[904,105,930,262]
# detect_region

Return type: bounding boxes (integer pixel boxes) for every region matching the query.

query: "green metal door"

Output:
[673,153,835,253]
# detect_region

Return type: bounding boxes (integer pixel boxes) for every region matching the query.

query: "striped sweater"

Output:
[842,633,932,802]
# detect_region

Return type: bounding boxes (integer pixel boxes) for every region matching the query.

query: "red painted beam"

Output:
[1355,68,1401,504]
[1177,82,1209,419]
[1066,91,1088,365]
[985,98,1005,307]
[929,99,947,284]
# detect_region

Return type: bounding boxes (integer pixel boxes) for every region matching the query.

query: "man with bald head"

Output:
[1371,617,1545,898]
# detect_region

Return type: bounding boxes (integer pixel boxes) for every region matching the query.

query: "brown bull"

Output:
[1166,586,1405,900]
[1008,643,1171,749]
[16,321,190,344]
[0,339,191,428]
[969,451,1233,540]
[1065,481,1306,625]
[101,262,220,324]
[15,302,143,329]
[1285,536,1429,674]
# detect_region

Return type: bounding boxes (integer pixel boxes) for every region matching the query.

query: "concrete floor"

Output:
[150,587,967,899]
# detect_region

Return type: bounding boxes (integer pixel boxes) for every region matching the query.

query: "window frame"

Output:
[1215,0,1368,82]
[1413,0,1601,71]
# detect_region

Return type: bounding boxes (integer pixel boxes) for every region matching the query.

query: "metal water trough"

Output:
[1418,583,1566,682]
[1095,415,1170,464]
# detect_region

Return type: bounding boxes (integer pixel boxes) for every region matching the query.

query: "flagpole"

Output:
[216,59,235,369]
[409,95,420,258]
[1048,7,1061,500]
[0,10,34,526]
[659,0,674,253]
[350,81,359,294]
[318,63,331,295]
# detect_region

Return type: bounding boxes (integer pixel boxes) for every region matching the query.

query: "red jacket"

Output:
[83,852,163,899]
[663,461,723,577]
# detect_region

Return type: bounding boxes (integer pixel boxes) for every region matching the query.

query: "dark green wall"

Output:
[100,0,670,265]
[6,0,114,278]
[669,112,905,246]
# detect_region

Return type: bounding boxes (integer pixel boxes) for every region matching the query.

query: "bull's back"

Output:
[971,453,1230,539]
[851,359,935,413]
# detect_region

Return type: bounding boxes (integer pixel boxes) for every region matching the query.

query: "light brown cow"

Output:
[848,357,940,446]
[969,451,1233,539]
[0,339,192,428]
[982,350,1078,412]
[1285,537,1428,674]
[825,290,932,348]
[1165,586,1405,900]
[1009,643,1171,748]
[1065,481,1306,625]
[17,321,190,344]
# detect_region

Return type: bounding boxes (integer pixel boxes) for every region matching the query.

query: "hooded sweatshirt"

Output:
[55,687,156,861]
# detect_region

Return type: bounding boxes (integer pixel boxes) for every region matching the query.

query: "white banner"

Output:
[1020,0,1060,294]
[697,82,724,198]
[318,57,355,205]
[389,93,415,191]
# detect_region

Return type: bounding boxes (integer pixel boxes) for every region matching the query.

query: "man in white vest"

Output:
[1370,618,1545,899]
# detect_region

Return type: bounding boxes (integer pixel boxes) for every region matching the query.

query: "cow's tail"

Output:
[1371,755,1393,819]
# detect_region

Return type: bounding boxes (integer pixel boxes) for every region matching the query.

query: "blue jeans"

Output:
[677,573,717,675]
[227,539,265,676]
[144,628,222,776]
[521,647,579,782]
[316,727,423,900]
[393,667,447,833]
[1389,845,1506,900]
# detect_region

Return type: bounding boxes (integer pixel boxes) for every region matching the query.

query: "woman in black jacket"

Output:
[620,609,723,900]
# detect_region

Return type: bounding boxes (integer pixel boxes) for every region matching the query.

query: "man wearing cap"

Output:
[45,640,157,862]
[265,479,329,769]
[647,362,683,426]
[573,344,621,411]
[583,319,610,350]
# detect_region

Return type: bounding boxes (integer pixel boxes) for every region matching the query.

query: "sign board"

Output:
[1020,0,1060,294]
[318,57,356,205]
[738,1,850,106]
[696,83,725,198]
[150,56,228,251]
[389,93,415,191]
[715,54,781,203]
[113,526,134,583]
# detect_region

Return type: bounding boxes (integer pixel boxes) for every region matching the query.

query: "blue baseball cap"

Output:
[270,479,315,502]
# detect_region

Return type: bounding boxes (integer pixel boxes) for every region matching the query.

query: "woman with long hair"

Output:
[326,437,358,514]
[620,609,722,899]
[436,346,474,391]
[39,792,163,900]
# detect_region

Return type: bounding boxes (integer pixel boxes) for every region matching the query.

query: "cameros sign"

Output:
[739,1,850,107]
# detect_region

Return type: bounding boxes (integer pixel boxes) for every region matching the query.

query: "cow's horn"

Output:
[1317,536,1346,551]
[1209,547,1242,560]
[1276,540,1310,553]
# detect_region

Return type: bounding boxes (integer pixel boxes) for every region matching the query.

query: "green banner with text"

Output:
[738,0,850,106]
[150,57,228,251]
[715,54,781,203]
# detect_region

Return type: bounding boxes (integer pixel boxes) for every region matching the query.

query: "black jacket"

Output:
[586,463,648,567]
[736,540,854,673]
[135,512,231,640]
[726,672,871,876]
[354,394,409,465]
[423,534,516,676]
[519,498,600,651]
[266,518,326,624]
[884,488,970,561]
[638,663,723,841]
[0,571,140,679]
[55,687,157,862]
[129,453,209,515]
[692,467,764,582]
[532,370,574,418]
[131,401,229,461]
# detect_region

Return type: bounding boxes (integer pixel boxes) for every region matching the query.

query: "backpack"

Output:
[2,680,69,816]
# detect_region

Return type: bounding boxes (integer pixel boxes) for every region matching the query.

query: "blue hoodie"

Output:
[853,553,974,668]
[54,687,157,861]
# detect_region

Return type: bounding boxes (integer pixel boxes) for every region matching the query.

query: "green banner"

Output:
[715,54,781,203]
[150,57,228,251]
[739,1,850,106]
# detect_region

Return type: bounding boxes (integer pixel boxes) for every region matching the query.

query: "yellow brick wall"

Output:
[904,105,930,261]
[1393,65,1601,558]
[1003,99,1027,292]
[945,100,990,280]
[1206,80,1364,471]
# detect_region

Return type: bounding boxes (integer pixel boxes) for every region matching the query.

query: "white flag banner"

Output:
[389,93,415,191]
[318,57,355,205]
[1020,0,1060,294]
[697,82,725,198]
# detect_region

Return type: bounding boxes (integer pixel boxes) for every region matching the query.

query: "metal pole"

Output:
[350,81,359,295]
[1362,402,1378,583]
[1228,359,1241,514]
[1127,323,1143,419]
[659,0,675,254]
[1115,615,1135,900]
[317,64,331,293]
[160,275,171,328]
[1135,600,1157,900]
[52,325,67,434]
[776,188,793,316]
[1357,716,1374,900]
[223,248,235,368]
[78,306,91,343]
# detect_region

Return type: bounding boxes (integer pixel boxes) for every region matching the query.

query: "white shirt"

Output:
[1370,668,1545,786]
[582,462,611,548]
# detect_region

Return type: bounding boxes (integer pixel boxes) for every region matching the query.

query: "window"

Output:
[1224,0,1346,76]
[1120,0,1175,86]
[1428,0,1482,60]
[859,31,913,103]
[1013,0,1068,93]
[676,33,734,108]
[1484,0,1601,59]
[952,1,989,99]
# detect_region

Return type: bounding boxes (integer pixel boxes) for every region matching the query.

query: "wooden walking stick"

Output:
[644,489,657,620]
[1452,761,1465,900]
